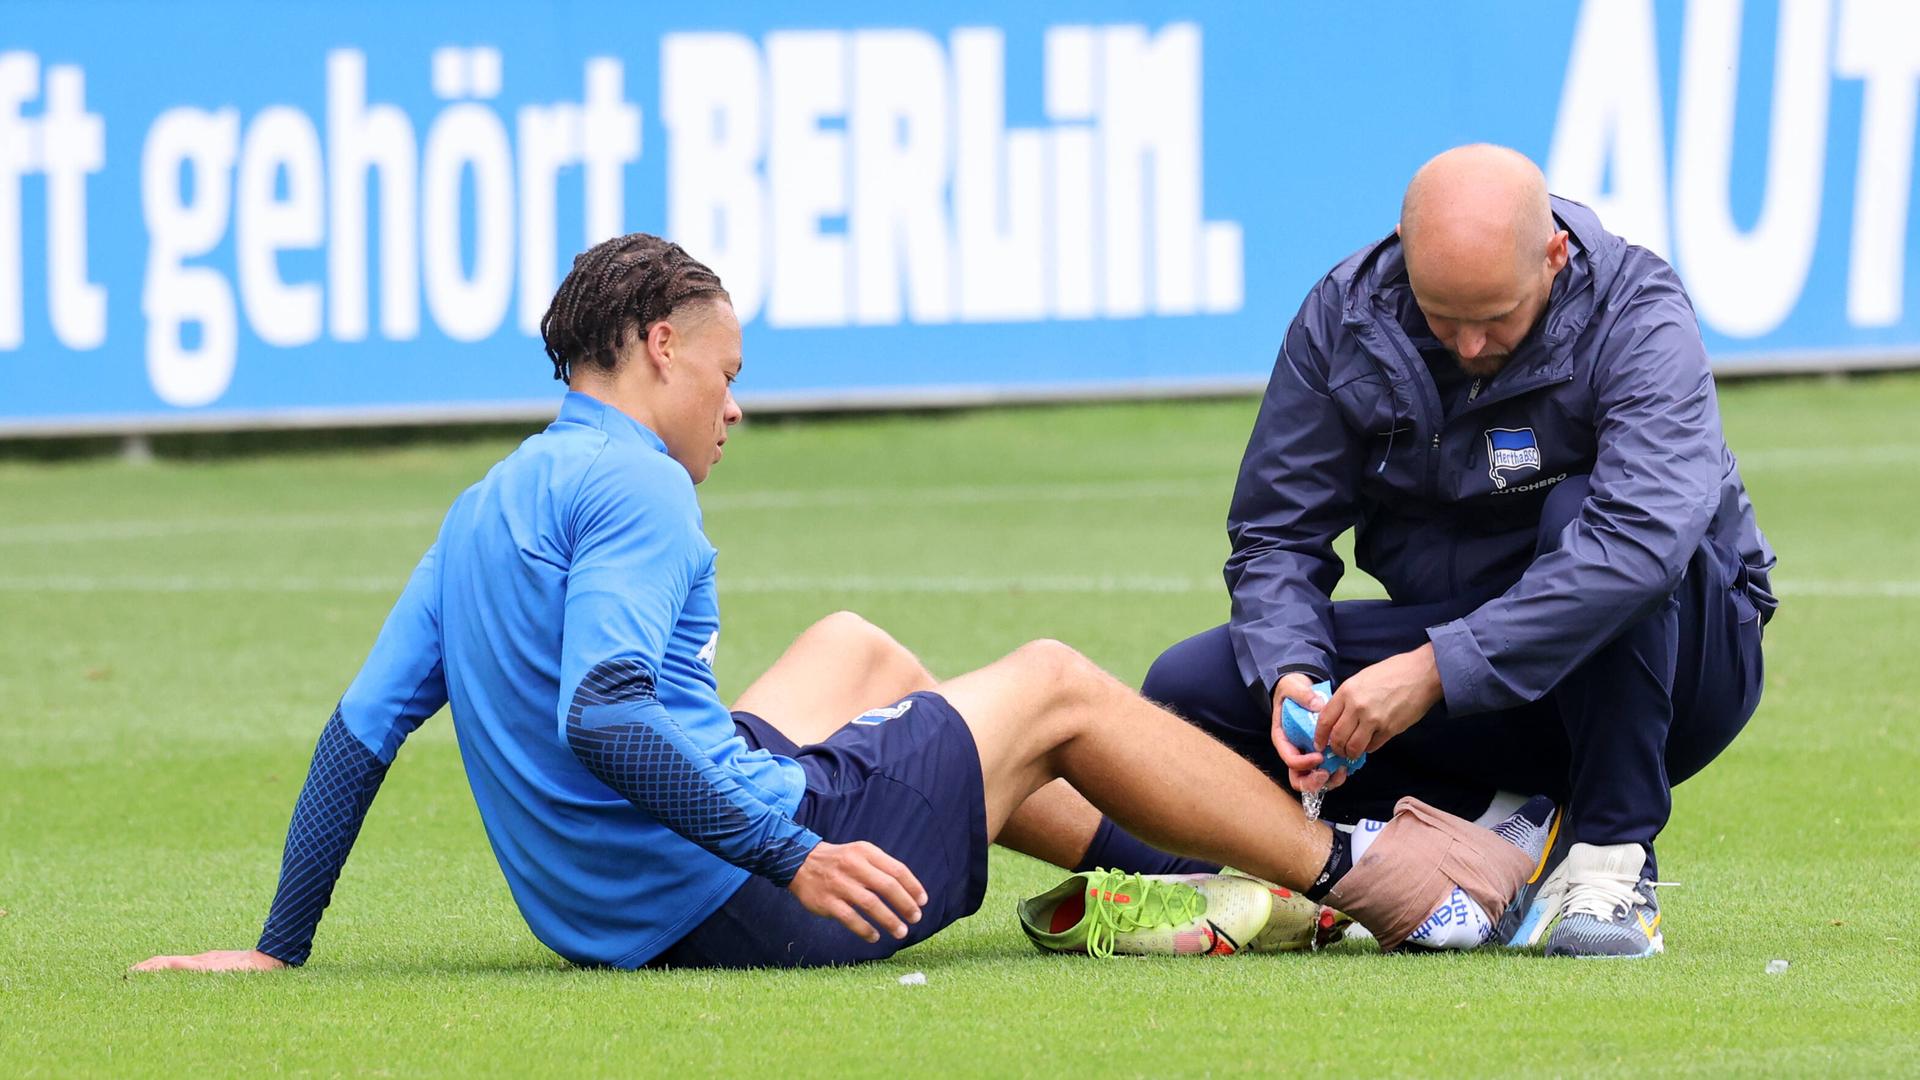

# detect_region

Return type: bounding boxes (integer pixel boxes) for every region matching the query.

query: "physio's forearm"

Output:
[255,710,390,965]
[1226,580,1339,694]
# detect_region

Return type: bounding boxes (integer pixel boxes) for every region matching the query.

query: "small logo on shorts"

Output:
[853,699,915,726]
[1485,427,1542,489]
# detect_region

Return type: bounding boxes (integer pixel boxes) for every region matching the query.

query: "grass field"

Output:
[3,374,1918,1077]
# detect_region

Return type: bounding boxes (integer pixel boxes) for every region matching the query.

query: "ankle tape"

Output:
[1322,797,1533,950]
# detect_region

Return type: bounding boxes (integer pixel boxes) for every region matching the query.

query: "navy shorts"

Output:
[649,691,990,968]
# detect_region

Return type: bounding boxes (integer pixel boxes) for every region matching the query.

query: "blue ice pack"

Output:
[1279,680,1367,776]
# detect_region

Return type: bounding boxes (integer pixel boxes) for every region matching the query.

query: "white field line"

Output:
[704,479,1213,510]
[0,573,1914,599]
[1771,578,1920,598]
[0,509,446,544]
[4,443,1913,546]
[0,479,1217,546]
[0,572,1226,596]
[722,574,1230,595]
[0,574,407,593]
[1735,445,1920,468]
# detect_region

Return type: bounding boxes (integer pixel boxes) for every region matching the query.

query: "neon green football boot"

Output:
[1017,869,1275,957]
[1220,867,1353,952]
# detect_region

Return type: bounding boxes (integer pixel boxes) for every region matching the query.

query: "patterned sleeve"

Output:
[256,710,391,965]
[256,544,446,964]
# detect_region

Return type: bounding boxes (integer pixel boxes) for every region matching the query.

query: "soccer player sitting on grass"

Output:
[136,234,1545,972]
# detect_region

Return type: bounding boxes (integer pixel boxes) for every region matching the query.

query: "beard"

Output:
[1452,351,1511,378]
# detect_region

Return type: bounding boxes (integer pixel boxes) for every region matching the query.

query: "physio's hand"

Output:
[1316,643,1445,760]
[788,840,927,944]
[1272,673,1345,795]
[131,948,286,973]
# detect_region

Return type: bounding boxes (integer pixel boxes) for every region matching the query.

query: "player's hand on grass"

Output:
[1315,644,1445,760]
[1272,673,1345,794]
[131,948,287,973]
[788,840,927,944]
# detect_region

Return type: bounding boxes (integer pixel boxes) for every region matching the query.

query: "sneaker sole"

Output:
[1505,899,1556,950]
[1552,932,1664,960]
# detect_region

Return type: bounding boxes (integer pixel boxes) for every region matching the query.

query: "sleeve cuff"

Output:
[255,932,307,967]
[1250,650,1335,698]
[762,828,824,888]
[1427,618,1499,716]
[1275,664,1330,686]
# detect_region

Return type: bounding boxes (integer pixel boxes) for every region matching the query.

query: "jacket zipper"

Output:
[1439,371,1572,596]
[1372,319,1446,500]
[1450,369,1574,421]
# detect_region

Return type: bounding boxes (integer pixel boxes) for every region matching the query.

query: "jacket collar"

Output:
[1340,195,1619,388]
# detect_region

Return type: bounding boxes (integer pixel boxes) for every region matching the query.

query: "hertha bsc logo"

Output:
[1485,427,1542,489]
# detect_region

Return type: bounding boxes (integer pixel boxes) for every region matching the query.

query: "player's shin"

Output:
[1046,688,1336,892]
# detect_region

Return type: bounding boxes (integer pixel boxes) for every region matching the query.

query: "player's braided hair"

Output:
[540,233,730,384]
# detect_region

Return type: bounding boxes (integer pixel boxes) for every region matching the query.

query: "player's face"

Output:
[660,301,744,485]
[1409,231,1568,378]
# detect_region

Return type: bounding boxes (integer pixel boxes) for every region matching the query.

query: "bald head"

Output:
[1401,144,1553,276]
[1396,144,1568,376]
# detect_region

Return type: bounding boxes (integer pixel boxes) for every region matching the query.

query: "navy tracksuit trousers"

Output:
[1141,478,1766,872]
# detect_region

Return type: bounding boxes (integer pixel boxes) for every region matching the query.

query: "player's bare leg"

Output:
[734,613,1132,870]
[733,611,938,745]
[993,779,1104,868]
[937,640,1332,887]
[937,639,1541,949]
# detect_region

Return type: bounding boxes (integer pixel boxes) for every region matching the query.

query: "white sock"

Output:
[1471,790,1529,828]
[1350,815,1495,950]
[1404,888,1495,949]
[1346,816,1389,861]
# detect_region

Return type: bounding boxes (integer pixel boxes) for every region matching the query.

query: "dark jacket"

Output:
[1226,196,1776,715]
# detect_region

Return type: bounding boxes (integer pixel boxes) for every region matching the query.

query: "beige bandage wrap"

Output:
[1322,797,1534,950]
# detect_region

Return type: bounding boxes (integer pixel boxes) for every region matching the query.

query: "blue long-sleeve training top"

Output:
[255,391,818,969]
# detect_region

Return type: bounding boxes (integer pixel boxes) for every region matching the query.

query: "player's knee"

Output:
[1010,636,1079,673]
[805,610,893,659]
[1009,638,1102,702]
[808,608,877,639]
[809,610,932,689]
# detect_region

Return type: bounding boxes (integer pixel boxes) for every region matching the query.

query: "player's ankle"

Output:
[1303,823,1350,902]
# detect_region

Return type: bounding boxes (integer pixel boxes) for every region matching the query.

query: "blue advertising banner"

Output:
[2,1,1918,433]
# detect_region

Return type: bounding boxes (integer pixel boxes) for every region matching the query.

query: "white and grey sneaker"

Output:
[1498,804,1570,948]
[1543,842,1666,959]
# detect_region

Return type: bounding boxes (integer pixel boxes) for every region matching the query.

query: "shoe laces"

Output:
[1562,865,1651,922]
[1081,869,1205,959]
